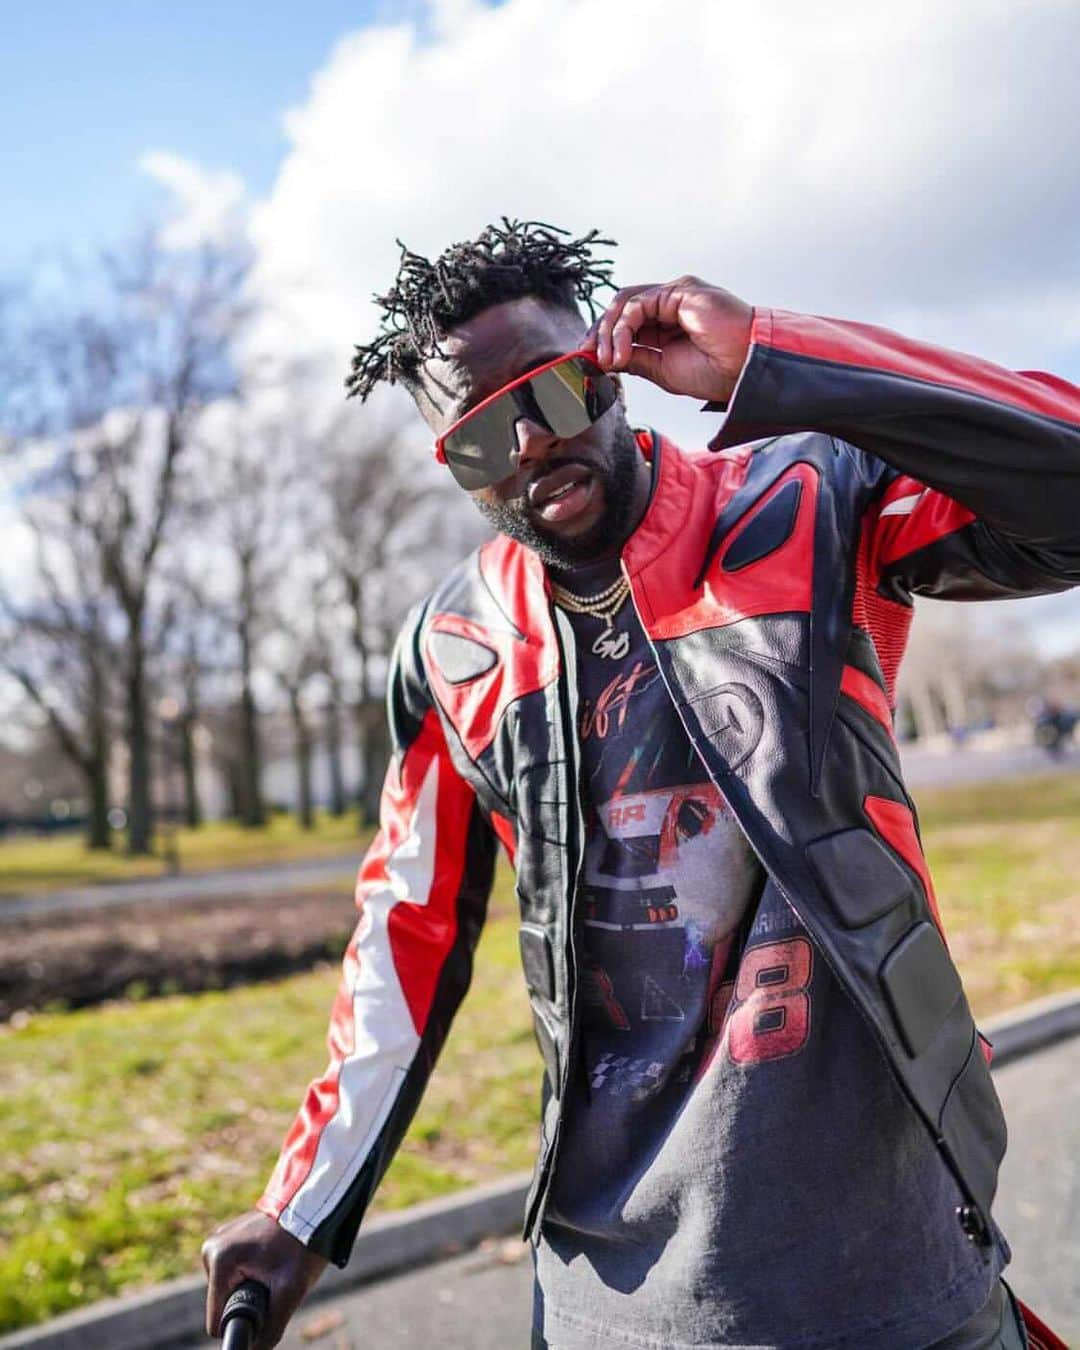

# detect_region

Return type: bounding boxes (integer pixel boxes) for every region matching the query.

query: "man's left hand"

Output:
[584,277,753,404]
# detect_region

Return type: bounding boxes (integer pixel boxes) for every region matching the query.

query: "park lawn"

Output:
[0,813,369,897]
[913,772,1080,1015]
[2,773,1079,1330]
[0,866,535,1332]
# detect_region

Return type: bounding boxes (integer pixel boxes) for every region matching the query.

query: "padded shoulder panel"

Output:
[880,920,962,1057]
[804,827,914,928]
[519,923,556,1001]
[722,478,803,572]
[427,630,498,684]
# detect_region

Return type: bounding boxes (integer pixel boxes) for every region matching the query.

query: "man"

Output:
[203,222,1078,1348]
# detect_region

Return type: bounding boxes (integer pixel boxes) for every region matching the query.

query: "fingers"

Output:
[202,1233,269,1342]
[585,284,655,368]
[585,276,702,369]
[611,288,684,370]
[202,1213,327,1346]
[202,1232,226,1337]
[619,343,668,388]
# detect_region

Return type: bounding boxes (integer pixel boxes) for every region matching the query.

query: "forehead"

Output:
[416,295,586,432]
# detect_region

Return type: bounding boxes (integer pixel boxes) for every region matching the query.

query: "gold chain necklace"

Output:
[550,575,632,661]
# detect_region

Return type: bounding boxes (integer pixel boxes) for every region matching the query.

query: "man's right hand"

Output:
[202,1210,328,1348]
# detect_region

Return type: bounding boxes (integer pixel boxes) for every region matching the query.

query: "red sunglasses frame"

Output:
[432,348,600,465]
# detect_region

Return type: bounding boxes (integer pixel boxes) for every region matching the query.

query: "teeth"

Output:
[543,477,587,505]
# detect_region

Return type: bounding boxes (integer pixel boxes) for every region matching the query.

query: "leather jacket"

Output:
[258,309,1080,1268]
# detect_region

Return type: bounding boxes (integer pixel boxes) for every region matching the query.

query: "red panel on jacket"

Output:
[625,446,816,641]
[760,308,1080,423]
[863,794,945,938]
[424,537,560,761]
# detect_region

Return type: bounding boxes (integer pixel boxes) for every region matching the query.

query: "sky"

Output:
[6,0,1080,651]
[0,0,419,272]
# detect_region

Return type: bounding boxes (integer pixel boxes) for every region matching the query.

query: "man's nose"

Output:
[512,416,561,470]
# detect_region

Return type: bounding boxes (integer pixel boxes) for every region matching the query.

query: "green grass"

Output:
[0,813,370,897]
[915,773,1080,1015]
[2,772,1078,1330]
[0,867,535,1331]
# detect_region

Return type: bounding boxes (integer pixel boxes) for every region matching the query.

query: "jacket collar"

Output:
[620,430,699,576]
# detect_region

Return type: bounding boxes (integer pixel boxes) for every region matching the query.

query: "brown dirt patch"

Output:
[2,887,358,1019]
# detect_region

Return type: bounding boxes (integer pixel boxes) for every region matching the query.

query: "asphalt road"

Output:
[901,740,1079,789]
[261,1036,1080,1350]
[0,853,359,923]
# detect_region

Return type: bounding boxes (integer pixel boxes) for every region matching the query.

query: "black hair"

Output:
[345,218,616,401]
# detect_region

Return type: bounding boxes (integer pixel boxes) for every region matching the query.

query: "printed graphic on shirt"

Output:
[579,660,660,741]
[571,621,763,1098]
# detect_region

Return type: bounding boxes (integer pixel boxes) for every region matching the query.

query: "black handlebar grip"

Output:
[221,1278,270,1349]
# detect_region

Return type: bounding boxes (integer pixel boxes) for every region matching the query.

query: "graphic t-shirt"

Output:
[534,560,1004,1350]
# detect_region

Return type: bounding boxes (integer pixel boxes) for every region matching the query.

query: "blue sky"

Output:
[1,2,393,274]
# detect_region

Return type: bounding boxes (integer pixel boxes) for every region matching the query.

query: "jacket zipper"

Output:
[523,603,587,1238]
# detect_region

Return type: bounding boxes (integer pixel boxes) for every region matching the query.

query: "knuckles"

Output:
[604,276,713,316]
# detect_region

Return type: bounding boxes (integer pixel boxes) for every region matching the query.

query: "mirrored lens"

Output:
[530,358,617,436]
[443,396,520,489]
[442,355,618,490]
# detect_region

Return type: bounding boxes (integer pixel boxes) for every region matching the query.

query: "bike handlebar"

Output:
[220,1279,270,1349]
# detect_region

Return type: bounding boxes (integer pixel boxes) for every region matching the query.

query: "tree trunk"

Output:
[179,713,202,829]
[324,677,347,818]
[224,757,244,820]
[358,700,390,826]
[126,626,154,855]
[908,678,944,742]
[290,687,314,830]
[85,646,111,850]
[85,758,111,851]
[180,641,203,829]
[237,614,266,828]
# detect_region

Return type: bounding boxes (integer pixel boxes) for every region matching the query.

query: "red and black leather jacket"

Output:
[258,309,1080,1271]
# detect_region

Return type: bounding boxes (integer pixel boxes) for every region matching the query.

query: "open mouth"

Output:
[528,463,597,527]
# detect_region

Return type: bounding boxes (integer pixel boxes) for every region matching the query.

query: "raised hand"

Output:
[584,276,753,405]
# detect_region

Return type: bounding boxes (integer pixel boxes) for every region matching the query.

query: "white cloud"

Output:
[243,0,1080,448]
[197,0,1080,650]
[139,151,247,249]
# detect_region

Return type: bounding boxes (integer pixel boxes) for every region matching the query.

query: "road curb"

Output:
[979,987,1080,1067]
[5,990,1079,1350]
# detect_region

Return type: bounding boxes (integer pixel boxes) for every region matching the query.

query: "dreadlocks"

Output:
[345,218,616,401]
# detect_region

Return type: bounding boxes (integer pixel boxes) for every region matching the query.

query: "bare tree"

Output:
[897,602,1040,740]
[269,639,321,831]
[309,578,349,818]
[184,396,304,827]
[318,406,477,823]
[155,571,230,830]
[0,510,117,849]
[3,234,249,853]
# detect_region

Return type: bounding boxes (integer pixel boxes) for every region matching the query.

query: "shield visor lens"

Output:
[441,354,617,490]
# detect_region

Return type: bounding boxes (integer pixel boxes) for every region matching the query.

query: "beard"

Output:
[473,421,644,570]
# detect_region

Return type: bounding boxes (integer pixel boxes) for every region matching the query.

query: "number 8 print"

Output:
[726,937,813,1064]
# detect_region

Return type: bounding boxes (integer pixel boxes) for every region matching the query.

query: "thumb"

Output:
[621,344,668,388]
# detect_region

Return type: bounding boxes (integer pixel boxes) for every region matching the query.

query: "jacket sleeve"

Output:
[711,307,1080,600]
[256,606,497,1267]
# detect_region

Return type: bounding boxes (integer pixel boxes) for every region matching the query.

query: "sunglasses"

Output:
[433,350,619,490]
